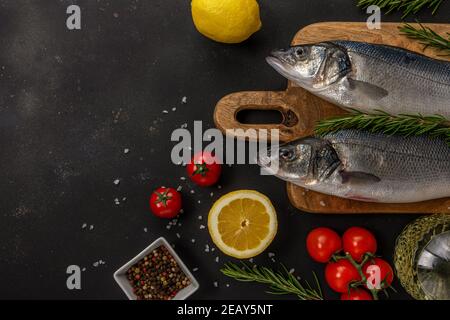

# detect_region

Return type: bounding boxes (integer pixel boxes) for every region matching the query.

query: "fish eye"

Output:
[295,47,305,57]
[280,148,296,161]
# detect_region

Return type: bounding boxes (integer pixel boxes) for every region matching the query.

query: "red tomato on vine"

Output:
[325,259,361,293]
[306,227,342,263]
[341,289,373,300]
[342,227,377,262]
[362,258,394,289]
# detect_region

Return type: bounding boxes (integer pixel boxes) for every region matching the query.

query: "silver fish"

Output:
[266,41,450,118]
[258,130,450,203]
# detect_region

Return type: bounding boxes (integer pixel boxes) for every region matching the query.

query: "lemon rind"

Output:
[208,190,277,259]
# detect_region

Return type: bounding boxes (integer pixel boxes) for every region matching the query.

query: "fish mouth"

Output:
[265,55,284,69]
[268,49,284,58]
[257,153,272,168]
[267,49,292,65]
[257,153,277,175]
[266,55,297,83]
[266,51,312,87]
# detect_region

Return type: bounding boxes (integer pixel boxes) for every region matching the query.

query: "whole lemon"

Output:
[191,0,262,44]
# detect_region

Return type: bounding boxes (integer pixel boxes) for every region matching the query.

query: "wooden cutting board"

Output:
[214,22,450,214]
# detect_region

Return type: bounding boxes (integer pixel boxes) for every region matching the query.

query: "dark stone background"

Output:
[0,0,448,299]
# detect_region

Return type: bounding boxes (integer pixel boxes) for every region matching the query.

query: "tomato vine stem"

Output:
[333,253,379,300]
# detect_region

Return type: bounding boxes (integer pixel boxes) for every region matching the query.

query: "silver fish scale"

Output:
[322,130,450,202]
[324,41,450,117]
[333,41,450,84]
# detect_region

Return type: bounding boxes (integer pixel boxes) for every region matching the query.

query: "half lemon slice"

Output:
[208,190,277,259]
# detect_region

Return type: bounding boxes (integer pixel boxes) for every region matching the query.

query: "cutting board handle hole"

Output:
[236,109,283,125]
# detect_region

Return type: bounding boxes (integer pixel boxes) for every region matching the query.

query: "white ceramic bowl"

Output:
[113,237,199,300]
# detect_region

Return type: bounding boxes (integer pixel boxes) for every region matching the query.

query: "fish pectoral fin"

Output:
[347,78,388,101]
[340,171,381,186]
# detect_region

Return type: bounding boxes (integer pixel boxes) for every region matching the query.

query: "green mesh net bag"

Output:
[394,214,450,300]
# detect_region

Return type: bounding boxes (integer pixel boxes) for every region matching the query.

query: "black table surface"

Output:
[0,0,449,300]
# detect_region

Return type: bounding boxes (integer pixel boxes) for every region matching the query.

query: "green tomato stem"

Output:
[340,253,379,301]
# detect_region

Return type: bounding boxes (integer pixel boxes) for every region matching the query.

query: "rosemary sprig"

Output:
[399,22,450,55]
[357,0,445,18]
[221,262,323,300]
[314,110,450,146]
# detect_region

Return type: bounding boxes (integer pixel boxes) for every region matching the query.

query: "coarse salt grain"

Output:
[320,201,326,207]
[215,256,219,263]
[89,225,94,230]
[144,228,148,233]
[177,186,182,192]
[268,252,275,258]
[213,281,218,288]
[124,148,130,154]
[113,179,120,185]
[289,268,295,274]
[176,233,181,239]
[181,96,187,104]
[200,225,205,229]
[192,267,199,272]
[180,176,186,181]
[190,190,195,194]
[81,223,87,229]
[162,110,169,114]
[198,215,203,220]
[172,107,176,112]
[191,239,196,243]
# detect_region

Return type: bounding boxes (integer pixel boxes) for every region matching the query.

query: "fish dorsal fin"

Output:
[340,171,381,186]
[347,78,388,101]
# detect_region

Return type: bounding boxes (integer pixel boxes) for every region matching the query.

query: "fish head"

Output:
[258,139,314,182]
[266,43,351,90]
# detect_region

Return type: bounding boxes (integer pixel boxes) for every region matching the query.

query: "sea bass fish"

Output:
[258,130,450,203]
[266,41,450,118]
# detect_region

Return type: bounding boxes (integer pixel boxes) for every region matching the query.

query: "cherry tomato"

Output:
[362,258,394,289]
[306,227,342,263]
[187,152,222,187]
[325,259,361,293]
[342,227,377,262]
[150,187,182,219]
[341,289,373,300]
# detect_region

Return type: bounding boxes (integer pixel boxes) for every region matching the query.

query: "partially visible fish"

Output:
[258,130,450,203]
[266,41,450,118]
